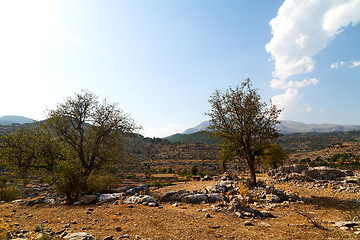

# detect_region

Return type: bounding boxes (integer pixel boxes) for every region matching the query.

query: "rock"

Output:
[148,202,157,207]
[205,213,211,218]
[351,199,360,204]
[333,221,358,227]
[34,225,42,232]
[345,176,360,184]
[118,234,129,239]
[209,224,220,229]
[266,194,281,203]
[260,211,275,218]
[313,166,346,180]
[182,194,209,204]
[207,193,222,203]
[115,226,122,232]
[160,190,190,202]
[123,195,156,205]
[353,216,360,222]
[203,175,213,181]
[103,236,113,240]
[303,170,321,180]
[63,232,96,240]
[79,195,97,205]
[244,221,253,226]
[98,193,123,203]
[125,184,150,196]
[293,164,308,173]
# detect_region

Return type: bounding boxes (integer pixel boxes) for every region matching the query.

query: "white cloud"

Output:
[266,0,360,81]
[270,78,319,89]
[323,0,360,37]
[330,60,360,69]
[267,0,360,120]
[351,61,360,68]
[142,123,186,138]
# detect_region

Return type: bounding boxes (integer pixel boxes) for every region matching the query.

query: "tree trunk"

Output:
[247,158,256,186]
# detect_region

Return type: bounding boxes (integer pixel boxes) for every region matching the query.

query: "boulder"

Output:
[125,184,150,196]
[123,195,156,205]
[63,232,96,240]
[182,194,209,204]
[207,193,222,203]
[79,195,97,205]
[313,166,346,180]
[98,193,123,203]
[303,169,321,180]
[344,176,360,184]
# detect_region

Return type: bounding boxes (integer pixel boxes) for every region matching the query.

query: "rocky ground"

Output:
[1,170,360,240]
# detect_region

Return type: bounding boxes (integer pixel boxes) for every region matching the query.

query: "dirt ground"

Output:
[1,179,360,240]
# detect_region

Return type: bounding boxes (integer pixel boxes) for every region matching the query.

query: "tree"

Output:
[0,125,62,180]
[260,143,288,169]
[1,90,139,202]
[206,78,281,185]
[218,141,236,173]
[46,90,139,179]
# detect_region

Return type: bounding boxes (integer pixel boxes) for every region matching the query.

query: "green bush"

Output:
[0,187,19,202]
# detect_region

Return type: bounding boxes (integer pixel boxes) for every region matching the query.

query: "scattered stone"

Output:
[205,213,211,218]
[209,224,220,229]
[63,232,96,240]
[244,221,253,226]
[103,236,114,240]
[353,216,360,222]
[34,225,41,232]
[118,234,130,239]
[115,226,122,232]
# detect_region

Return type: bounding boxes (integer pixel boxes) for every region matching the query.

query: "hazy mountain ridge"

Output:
[179,120,360,136]
[0,115,35,126]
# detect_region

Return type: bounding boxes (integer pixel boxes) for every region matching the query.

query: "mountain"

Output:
[175,120,360,137]
[278,120,360,134]
[182,121,210,134]
[0,115,35,126]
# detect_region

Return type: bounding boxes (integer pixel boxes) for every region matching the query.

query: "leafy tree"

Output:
[0,90,139,201]
[206,78,281,185]
[218,141,236,173]
[46,90,139,178]
[0,125,61,180]
[260,143,288,169]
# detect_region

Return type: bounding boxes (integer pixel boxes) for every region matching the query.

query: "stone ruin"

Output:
[268,164,360,184]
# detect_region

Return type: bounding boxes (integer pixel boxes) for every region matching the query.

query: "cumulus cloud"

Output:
[267,0,360,119]
[266,0,360,81]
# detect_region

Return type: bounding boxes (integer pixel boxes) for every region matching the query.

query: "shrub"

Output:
[191,165,198,176]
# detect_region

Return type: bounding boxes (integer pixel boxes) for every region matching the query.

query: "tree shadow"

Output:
[305,196,360,212]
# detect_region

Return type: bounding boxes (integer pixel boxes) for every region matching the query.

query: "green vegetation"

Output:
[206,78,281,185]
[0,90,138,202]
[300,153,360,170]
[260,143,288,169]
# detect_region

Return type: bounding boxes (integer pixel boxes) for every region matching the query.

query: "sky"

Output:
[0,0,359,138]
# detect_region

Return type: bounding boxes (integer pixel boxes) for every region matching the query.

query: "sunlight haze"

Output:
[0,0,359,137]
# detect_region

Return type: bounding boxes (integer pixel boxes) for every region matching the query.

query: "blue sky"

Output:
[0,0,359,137]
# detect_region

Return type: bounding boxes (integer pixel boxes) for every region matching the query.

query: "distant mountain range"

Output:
[0,115,35,126]
[176,120,360,136]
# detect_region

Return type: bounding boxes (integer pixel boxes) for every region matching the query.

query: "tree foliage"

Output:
[206,78,281,185]
[0,90,139,201]
[260,143,288,169]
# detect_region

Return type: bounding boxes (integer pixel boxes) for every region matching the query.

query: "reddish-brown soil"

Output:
[1,179,359,240]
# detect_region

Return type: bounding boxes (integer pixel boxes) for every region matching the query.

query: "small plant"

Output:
[237,182,250,199]
[0,218,15,239]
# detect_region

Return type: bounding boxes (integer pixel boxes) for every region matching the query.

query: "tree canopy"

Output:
[206,78,281,185]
